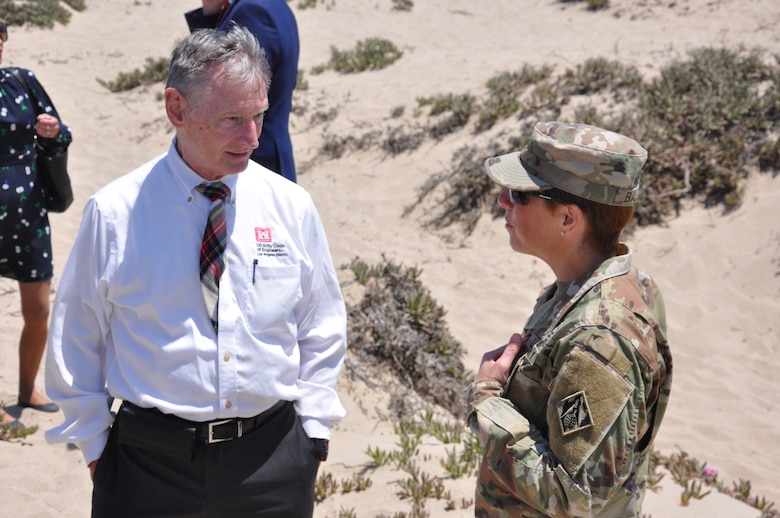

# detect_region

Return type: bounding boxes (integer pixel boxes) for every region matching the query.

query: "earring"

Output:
[560,230,565,236]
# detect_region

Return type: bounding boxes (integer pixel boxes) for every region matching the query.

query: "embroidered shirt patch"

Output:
[255,227,272,242]
[558,390,593,436]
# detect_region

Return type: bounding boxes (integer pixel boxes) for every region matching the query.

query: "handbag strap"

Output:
[5,67,42,116]
[5,68,70,158]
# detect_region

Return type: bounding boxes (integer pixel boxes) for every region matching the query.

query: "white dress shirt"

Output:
[45,140,347,464]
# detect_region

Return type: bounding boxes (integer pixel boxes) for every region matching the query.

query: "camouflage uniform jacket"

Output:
[468,247,672,517]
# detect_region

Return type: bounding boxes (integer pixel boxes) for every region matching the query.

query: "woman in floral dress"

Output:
[0,21,72,429]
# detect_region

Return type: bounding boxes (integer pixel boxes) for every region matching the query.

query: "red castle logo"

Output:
[255,228,272,242]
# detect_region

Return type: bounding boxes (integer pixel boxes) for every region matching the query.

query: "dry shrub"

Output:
[343,257,468,417]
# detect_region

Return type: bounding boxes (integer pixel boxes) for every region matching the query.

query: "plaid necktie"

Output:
[196,182,230,332]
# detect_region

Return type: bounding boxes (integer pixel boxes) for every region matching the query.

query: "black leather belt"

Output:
[195,400,288,443]
[121,399,289,445]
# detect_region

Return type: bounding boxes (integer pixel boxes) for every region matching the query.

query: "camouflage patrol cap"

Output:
[484,121,649,206]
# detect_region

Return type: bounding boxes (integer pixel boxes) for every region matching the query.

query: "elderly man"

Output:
[46,26,346,517]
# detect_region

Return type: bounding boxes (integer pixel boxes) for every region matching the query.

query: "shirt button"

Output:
[223,353,231,362]
[225,401,232,409]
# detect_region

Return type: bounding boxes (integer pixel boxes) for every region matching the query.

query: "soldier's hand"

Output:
[476,333,524,385]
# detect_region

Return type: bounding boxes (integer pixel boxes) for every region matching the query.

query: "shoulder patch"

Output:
[546,347,635,475]
[558,391,593,436]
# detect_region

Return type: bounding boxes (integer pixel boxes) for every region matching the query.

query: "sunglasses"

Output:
[507,189,553,205]
[0,24,7,42]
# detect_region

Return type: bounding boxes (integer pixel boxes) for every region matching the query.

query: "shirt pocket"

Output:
[244,263,302,336]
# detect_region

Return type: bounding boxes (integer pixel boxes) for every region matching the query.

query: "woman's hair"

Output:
[547,189,634,256]
[166,23,271,110]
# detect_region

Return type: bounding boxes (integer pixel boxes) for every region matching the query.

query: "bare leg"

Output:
[18,280,53,406]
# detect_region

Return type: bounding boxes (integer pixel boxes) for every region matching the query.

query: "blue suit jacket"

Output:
[186,0,300,183]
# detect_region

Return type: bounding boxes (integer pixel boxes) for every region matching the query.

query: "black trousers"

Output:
[92,401,319,518]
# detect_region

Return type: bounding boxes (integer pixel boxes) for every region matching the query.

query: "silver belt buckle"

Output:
[207,419,242,444]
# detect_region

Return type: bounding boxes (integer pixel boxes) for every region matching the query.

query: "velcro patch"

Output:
[557,391,592,436]
[547,347,634,475]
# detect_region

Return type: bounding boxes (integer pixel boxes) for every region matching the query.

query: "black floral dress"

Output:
[0,67,72,282]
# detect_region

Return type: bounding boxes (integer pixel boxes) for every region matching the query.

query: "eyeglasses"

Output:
[0,24,7,42]
[507,189,553,205]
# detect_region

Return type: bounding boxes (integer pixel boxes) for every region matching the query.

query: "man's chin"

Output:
[224,155,252,173]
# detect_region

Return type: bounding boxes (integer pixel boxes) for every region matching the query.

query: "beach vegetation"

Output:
[0,421,38,441]
[397,467,450,507]
[365,445,395,467]
[307,106,340,126]
[295,0,334,9]
[93,30,777,229]
[558,0,610,10]
[319,135,352,160]
[314,472,373,504]
[585,0,609,10]
[572,105,609,128]
[295,47,778,230]
[321,409,481,514]
[312,38,403,74]
[383,416,471,513]
[324,257,480,514]
[381,123,427,155]
[518,79,565,121]
[0,0,82,28]
[392,0,414,12]
[759,136,780,171]
[404,143,508,235]
[651,450,779,516]
[314,471,337,501]
[440,432,482,479]
[0,403,38,441]
[61,0,85,10]
[476,64,554,131]
[396,47,780,232]
[417,93,476,138]
[320,129,382,159]
[561,57,642,97]
[341,256,468,417]
[615,47,778,223]
[97,57,169,93]
[296,0,315,9]
[426,417,462,444]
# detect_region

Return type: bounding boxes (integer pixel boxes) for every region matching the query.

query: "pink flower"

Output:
[703,467,717,477]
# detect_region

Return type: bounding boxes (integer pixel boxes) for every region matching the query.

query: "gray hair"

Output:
[166,23,271,109]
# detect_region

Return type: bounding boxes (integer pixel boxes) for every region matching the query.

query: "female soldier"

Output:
[469,121,672,517]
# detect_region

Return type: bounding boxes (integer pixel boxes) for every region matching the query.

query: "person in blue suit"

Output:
[186,0,300,183]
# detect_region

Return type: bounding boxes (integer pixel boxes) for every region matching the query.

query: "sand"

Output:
[1,0,778,516]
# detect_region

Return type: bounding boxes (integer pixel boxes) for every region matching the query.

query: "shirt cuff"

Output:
[467,378,504,411]
[299,416,331,440]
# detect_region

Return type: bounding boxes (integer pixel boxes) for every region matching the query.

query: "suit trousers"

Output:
[91,400,319,518]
